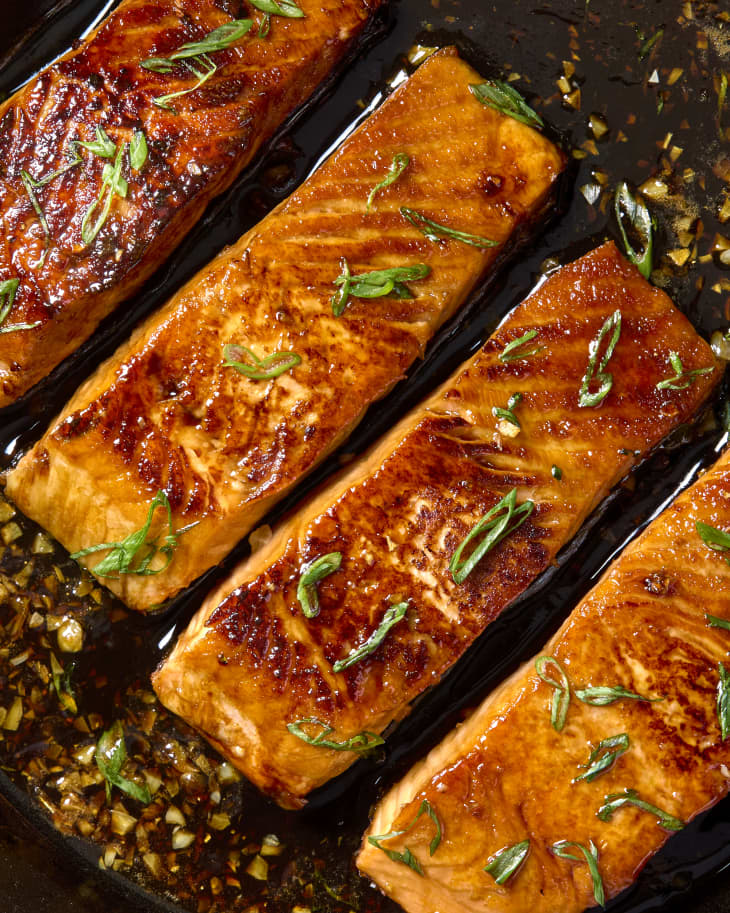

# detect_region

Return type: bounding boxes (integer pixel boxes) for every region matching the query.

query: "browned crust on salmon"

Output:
[357,444,730,913]
[5,48,566,610]
[0,0,382,407]
[151,242,720,808]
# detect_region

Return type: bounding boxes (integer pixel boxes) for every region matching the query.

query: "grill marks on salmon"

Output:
[5,48,566,610]
[357,449,730,913]
[0,0,382,406]
[150,242,719,809]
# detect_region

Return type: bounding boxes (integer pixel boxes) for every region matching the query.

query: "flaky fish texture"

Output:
[358,444,730,913]
[0,0,382,406]
[151,242,719,808]
[6,48,565,610]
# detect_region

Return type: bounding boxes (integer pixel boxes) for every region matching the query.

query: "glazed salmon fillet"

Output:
[0,0,381,406]
[151,242,719,808]
[357,447,730,913]
[5,48,566,610]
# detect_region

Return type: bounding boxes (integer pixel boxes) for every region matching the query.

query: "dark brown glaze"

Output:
[151,242,720,808]
[0,0,381,406]
[5,48,566,610]
[358,447,730,913]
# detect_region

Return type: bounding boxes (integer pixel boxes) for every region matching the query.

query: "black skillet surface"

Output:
[2,1,730,912]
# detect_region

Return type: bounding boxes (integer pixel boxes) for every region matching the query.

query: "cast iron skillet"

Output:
[1,1,730,912]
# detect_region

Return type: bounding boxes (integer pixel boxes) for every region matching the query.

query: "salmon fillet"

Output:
[0,0,382,407]
[5,48,565,610]
[357,446,730,913]
[151,242,720,809]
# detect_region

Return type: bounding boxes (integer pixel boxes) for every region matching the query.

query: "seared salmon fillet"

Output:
[357,446,730,913]
[151,242,719,808]
[5,48,566,610]
[0,0,382,406]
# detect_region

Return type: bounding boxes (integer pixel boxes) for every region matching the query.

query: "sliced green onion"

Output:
[331,260,430,316]
[296,552,342,619]
[484,840,530,885]
[223,343,301,380]
[163,20,253,60]
[597,788,683,831]
[656,351,713,391]
[450,488,534,585]
[575,684,663,706]
[499,329,544,363]
[575,733,629,782]
[287,718,384,753]
[400,207,497,249]
[0,278,40,335]
[366,153,410,212]
[578,310,622,408]
[639,27,664,60]
[718,662,730,741]
[95,721,151,805]
[535,655,571,731]
[332,602,408,673]
[77,126,116,158]
[368,799,442,875]
[469,80,544,129]
[130,129,148,171]
[49,652,77,715]
[697,520,730,555]
[551,465,563,481]
[80,142,129,246]
[551,840,604,907]
[615,182,653,278]
[493,392,523,429]
[706,614,730,631]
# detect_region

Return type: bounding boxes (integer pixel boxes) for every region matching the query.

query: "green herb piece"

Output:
[49,652,77,715]
[493,392,523,429]
[552,465,563,481]
[484,840,530,885]
[142,20,253,111]
[720,73,728,140]
[615,182,653,278]
[70,490,189,577]
[296,552,342,619]
[450,487,534,585]
[251,0,304,36]
[0,278,40,335]
[597,788,683,831]
[469,80,544,129]
[656,351,713,391]
[552,840,604,907]
[638,27,664,60]
[696,520,730,558]
[331,260,430,317]
[499,329,544,363]
[535,655,571,732]
[223,343,301,380]
[706,614,730,631]
[80,142,129,246]
[332,602,408,673]
[400,207,497,249]
[575,733,629,783]
[368,799,442,875]
[19,149,82,266]
[287,718,384,753]
[578,310,622,408]
[718,662,730,741]
[77,126,116,158]
[575,684,663,706]
[366,153,410,212]
[95,721,151,804]
[130,129,148,171]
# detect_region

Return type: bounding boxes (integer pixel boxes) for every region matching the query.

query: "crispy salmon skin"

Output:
[0,0,381,406]
[5,48,565,610]
[358,446,730,913]
[151,243,719,808]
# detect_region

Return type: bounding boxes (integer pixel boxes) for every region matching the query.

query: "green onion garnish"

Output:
[296,552,342,619]
[287,718,384,753]
[95,721,151,805]
[551,840,604,907]
[575,684,663,706]
[551,465,563,481]
[223,343,301,380]
[535,655,571,731]
[696,520,730,557]
[332,602,408,673]
[575,733,629,783]
[366,153,410,212]
[578,310,622,408]
[706,614,730,631]
[469,80,544,129]
[484,840,530,885]
[331,260,430,317]
[129,129,148,171]
[597,788,683,831]
[656,351,713,391]
[718,662,730,741]
[0,279,40,335]
[250,0,304,37]
[499,329,544,363]
[615,182,653,278]
[77,126,116,158]
[368,799,442,876]
[400,207,497,249]
[493,392,523,429]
